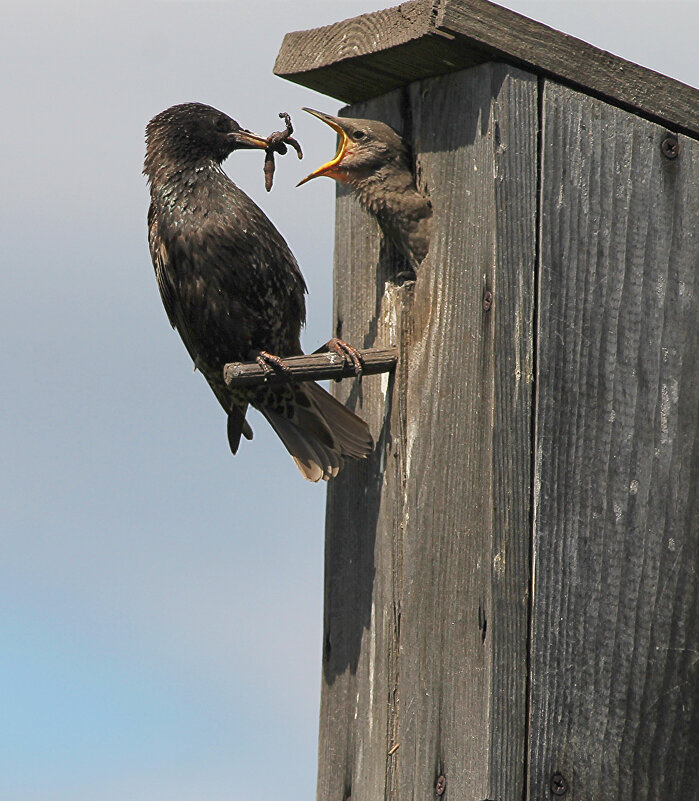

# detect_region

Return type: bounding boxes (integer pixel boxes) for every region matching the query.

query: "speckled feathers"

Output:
[144,102,372,480]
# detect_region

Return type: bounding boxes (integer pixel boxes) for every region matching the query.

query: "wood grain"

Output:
[275,0,433,73]
[529,81,699,801]
[319,63,536,800]
[436,0,699,138]
[274,0,449,106]
[399,62,535,801]
[222,347,397,387]
[319,88,408,801]
[274,0,699,138]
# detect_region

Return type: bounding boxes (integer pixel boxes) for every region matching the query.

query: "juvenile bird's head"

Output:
[144,102,267,181]
[299,108,432,272]
[298,109,410,188]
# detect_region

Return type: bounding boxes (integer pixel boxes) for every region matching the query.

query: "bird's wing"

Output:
[148,202,219,370]
[149,202,237,418]
[147,203,179,330]
[238,193,308,297]
[208,185,309,334]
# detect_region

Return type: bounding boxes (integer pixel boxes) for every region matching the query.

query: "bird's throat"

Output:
[350,168,432,269]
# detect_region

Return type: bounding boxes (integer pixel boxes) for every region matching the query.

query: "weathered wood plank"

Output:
[274,0,482,109]
[274,0,699,138]
[319,89,408,801]
[436,0,699,138]
[222,347,397,387]
[486,65,537,801]
[319,62,536,801]
[399,62,535,801]
[274,0,433,74]
[529,81,699,801]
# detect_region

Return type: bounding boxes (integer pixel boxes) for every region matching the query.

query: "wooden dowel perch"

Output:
[223,346,398,388]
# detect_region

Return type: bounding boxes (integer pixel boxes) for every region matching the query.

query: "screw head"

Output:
[661,136,680,159]
[551,772,567,796]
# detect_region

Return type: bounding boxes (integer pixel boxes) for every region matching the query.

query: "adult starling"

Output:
[144,102,373,481]
[299,109,432,272]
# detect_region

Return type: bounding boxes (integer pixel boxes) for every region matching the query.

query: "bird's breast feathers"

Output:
[148,173,306,362]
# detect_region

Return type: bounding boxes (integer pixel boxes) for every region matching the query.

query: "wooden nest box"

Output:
[275,1,698,799]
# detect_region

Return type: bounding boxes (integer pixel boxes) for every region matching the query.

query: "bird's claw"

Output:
[316,338,364,379]
[263,112,303,192]
[251,350,293,379]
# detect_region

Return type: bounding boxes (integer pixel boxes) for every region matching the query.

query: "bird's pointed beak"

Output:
[297,108,352,186]
[229,128,269,150]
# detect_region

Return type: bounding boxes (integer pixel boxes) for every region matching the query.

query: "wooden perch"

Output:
[223,346,398,388]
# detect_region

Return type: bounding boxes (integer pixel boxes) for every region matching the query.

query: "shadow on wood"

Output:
[319,64,536,800]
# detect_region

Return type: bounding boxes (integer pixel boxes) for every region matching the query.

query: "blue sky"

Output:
[1,2,696,799]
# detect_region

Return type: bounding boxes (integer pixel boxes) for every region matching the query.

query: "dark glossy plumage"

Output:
[144,103,372,481]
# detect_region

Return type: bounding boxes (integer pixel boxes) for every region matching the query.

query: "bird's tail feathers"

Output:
[227,403,253,454]
[260,382,373,482]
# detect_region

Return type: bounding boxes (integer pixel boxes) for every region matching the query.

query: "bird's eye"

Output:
[214,117,232,132]
[352,130,366,141]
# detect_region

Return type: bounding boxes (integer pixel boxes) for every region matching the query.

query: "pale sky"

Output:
[1,2,696,800]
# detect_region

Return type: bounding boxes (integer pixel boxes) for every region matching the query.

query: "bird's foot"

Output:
[315,338,364,378]
[250,349,293,378]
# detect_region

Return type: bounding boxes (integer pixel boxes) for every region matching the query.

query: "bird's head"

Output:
[298,109,409,187]
[144,102,268,179]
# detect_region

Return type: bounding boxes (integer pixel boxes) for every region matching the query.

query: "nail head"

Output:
[551,772,567,796]
[661,136,680,159]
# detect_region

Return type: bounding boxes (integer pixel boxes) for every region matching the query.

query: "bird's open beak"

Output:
[297,108,351,186]
[230,129,269,150]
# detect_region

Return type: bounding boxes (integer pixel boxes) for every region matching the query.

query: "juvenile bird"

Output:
[299,109,432,272]
[144,102,372,481]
